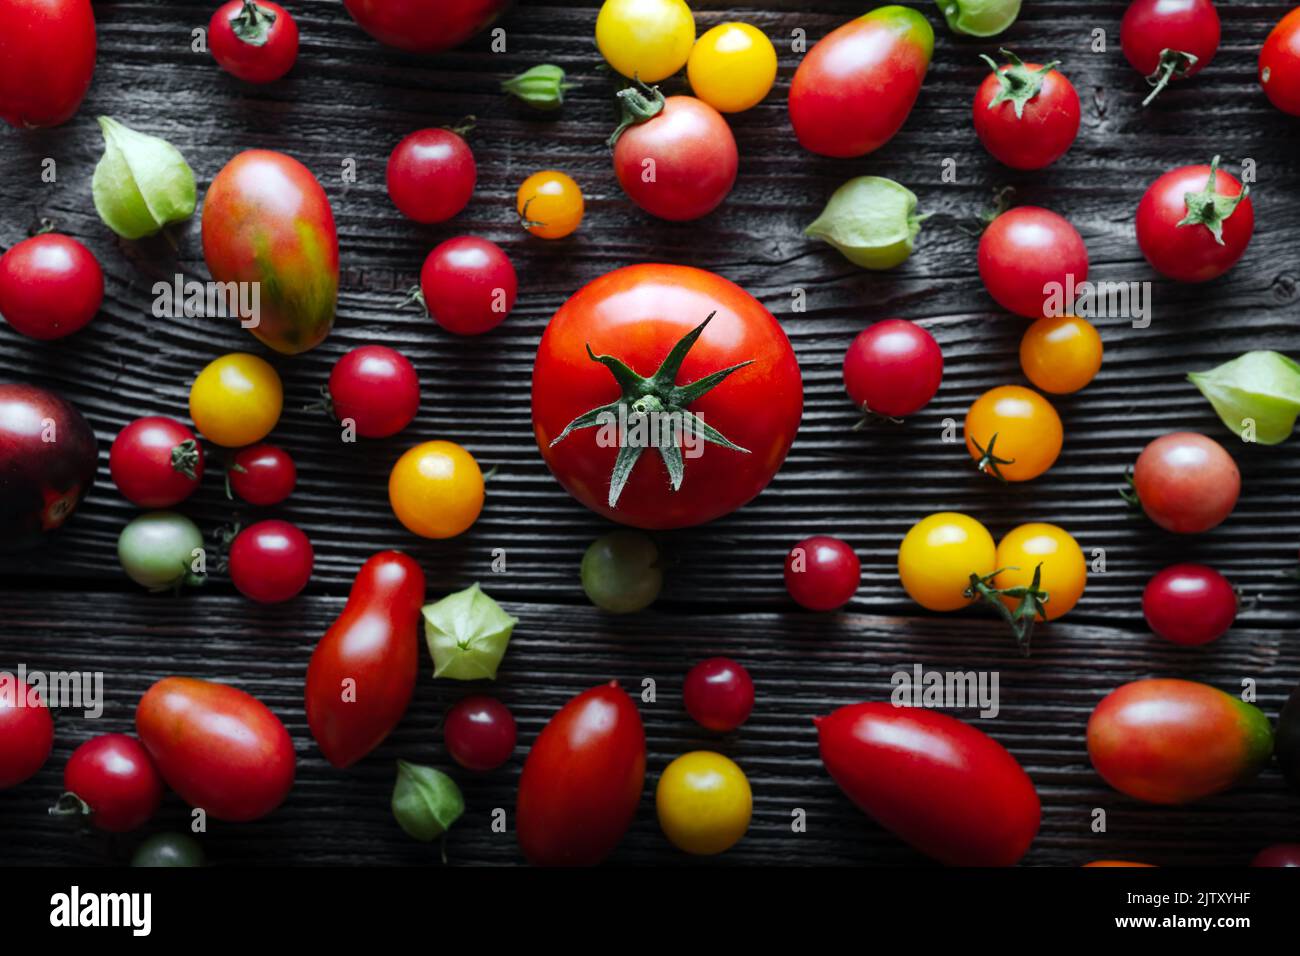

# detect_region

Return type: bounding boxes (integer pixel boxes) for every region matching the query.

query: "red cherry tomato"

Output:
[342,0,509,54]
[1252,844,1300,867]
[816,702,1041,866]
[979,206,1088,319]
[306,551,425,768]
[1135,158,1253,283]
[972,53,1080,170]
[784,535,860,611]
[59,734,163,833]
[1131,431,1240,533]
[0,678,54,789]
[611,91,737,222]
[1143,563,1237,646]
[0,0,96,128]
[683,657,754,732]
[110,416,204,508]
[1121,0,1219,105]
[209,0,298,84]
[516,681,646,866]
[228,443,296,505]
[328,345,420,438]
[444,695,517,771]
[228,519,314,604]
[0,233,103,340]
[418,236,517,336]
[136,676,295,821]
[842,319,942,419]
[1260,7,1300,115]
[386,128,476,224]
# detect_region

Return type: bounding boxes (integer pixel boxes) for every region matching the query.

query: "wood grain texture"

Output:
[2,0,1299,865]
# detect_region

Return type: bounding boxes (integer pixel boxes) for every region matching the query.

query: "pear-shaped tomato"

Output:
[516,682,645,866]
[201,149,338,354]
[306,552,426,768]
[816,702,1040,866]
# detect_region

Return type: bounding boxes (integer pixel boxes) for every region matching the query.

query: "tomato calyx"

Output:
[1119,469,1141,509]
[851,404,904,429]
[47,792,94,828]
[607,78,666,148]
[231,0,277,46]
[970,432,1015,482]
[1142,48,1199,106]
[549,313,754,508]
[170,439,201,480]
[1177,156,1248,246]
[980,49,1060,119]
[964,564,1050,656]
[442,115,477,138]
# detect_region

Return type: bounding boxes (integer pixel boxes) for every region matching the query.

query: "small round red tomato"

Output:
[610,88,737,222]
[58,734,163,833]
[1131,431,1239,533]
[973,51,1080,170]
[0,0,96,128]
[1142,563,1236,645]
[0,233,103,340]
[228,519,313,604]
[386,128,476,224]
[683,657,754,732]
[785,535,860,611]
[1260,8,1300,115]
[342,0,509,54]
[110,417,204,508]
[228,443,296,505]
[843,318,942,419]
[444,695,517,771]
[1121,0,1220,105]
[1136,157,1253,283]
[0,678,53,789]
[209,0,298,84]
[1252,844,1300,867]
[328,345,420,438]
[418,236,517,336]
[979,207,1088,319]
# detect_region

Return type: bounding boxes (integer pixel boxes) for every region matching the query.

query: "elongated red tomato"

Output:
[789,6,933,158]
[1088,678,1272,804]
[816,702,1040,866]
[516,682,646,866]
[136,677,295,821]
[201,149,338,354]
[306,552,426,768]
[342,0,510,54]
[0,677,54,789]
[0,0,96,128]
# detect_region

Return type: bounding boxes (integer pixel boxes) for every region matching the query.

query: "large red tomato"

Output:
[1261,7,1300,115]
[342,0,510,54]
[0,0,96,128]
[531,264,802,529]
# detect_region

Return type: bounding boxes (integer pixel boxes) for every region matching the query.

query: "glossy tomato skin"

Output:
[136,677,295,821]
[201,150,338,354]
[532,264,802,529]
[228,443,295,505]
[342,0,510,54]
[979,207,1088,318]
[973,63,1080,170]
[1260,8,1300,115]
[306,552,425,768]
[683,657,754,732]
[419,236,517,335]
[1136,162,1253,282]
[516,681,646,866]
[228,519,314,604]
[1121,0,1219,78]
[842,319,942,418]
[789,6,933,158]
[0,0,96,128]
[444,695,517,771]
[0,678,54,789]
[1133,431,1239,533]
[816,703,1040,866]
[329,345,420,438]
[784,535,860,611]
[110,417,204,508]
[209,0,299,84]
[387,129,476,224]
[62,734,163,832]
[1252,844,1300,867]
[1142,563,1236,645]
[613,96,737,222]
[0,234,103,339]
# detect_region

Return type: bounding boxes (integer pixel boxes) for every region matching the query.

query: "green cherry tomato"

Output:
[130,832,205,867]
[117,511,206,591]
[580,531,663,613]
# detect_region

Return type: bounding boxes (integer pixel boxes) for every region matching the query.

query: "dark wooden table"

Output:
[2,0,1299,866]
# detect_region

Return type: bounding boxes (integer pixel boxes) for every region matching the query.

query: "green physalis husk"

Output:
[502,64,570,111]
[1188,351,1300,445]
[805,176,924,270]
[935,0,1022,37]
[391,761,464,842]
[92,116,196,239]
[422,583,518,680]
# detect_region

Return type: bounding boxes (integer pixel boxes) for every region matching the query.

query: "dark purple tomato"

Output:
[683,657,754,732]
[386,128,476,224]
[228,443,296,506]
[444,695,517,771]
[842,318,942,419]
[228,519,313,604]
[784,535,860,611]
[1142,563,1236,646]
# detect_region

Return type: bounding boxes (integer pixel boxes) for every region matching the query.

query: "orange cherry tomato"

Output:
[994,522,1086,622]
[388,440,484,539]
[1019,315,1103,395]
[516,170,584,239]
[964,385,1062,482]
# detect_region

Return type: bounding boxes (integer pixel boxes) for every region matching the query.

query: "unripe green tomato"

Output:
[580,530,663,613]
[117,511,205,591]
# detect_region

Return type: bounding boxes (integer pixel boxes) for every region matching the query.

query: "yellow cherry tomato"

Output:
[964,385,1063,482]
[656,751,751,856]
[188,352,282,448]
[1019,315,1103,395]
[994,523,1086,622]
[898,512,996,612]
[388,440,484,539]
[687,22,777,113]
[595,0,695,83]
[516,170,584,240]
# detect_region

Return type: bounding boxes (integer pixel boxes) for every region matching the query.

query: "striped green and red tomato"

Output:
[1087,678,1272,805]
